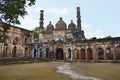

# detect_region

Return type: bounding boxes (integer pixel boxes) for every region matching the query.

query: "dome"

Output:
[55,17,67,30]
[47,21,54,30]
[68,20,76,30]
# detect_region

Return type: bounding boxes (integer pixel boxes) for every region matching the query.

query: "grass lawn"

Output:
[71,62,120,80]
[0,62,120,80]
[0,62,71,80]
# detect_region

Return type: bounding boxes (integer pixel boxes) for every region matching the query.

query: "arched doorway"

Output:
[24,47,29,57]
[106,47,113,60]
[81,48,85,60]
[3,46,8,57]
[56,48,64,60]
[46,48,50,59]
[87,48,93,60]
[67,48,71,59]
[73,48,79,60]
[116,45,120,60]
[12,46,17,57]
[97,47,104,60]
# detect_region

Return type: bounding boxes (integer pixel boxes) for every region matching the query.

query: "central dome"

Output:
[55,17,67,30]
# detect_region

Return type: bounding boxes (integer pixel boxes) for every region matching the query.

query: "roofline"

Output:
[0,22,33,32]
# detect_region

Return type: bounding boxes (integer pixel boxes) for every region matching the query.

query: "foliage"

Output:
[33,27,39,42]
[103,35,112,39]
[0,0,35,43]
[0,0,36,25]
[0,23,9,45]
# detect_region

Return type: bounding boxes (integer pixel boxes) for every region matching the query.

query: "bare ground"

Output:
[0,62,71,80]
[70,62,120,80]
[0,62,120,80]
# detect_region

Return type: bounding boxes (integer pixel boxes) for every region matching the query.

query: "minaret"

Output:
[39,10,44,42]
[39,10,44,29]
[76,7,81,31]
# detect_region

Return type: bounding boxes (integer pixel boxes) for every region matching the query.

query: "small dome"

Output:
[47,21,54,31]
[68,20,76,30]
[55,17,67,30]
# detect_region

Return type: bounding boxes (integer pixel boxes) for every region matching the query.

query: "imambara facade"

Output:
[0,7,120,62]
[31,7,120,61]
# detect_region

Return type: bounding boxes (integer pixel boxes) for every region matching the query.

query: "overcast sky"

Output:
[16,0,120,39]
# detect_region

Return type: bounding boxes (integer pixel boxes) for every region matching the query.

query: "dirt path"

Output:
[57,63,102,80]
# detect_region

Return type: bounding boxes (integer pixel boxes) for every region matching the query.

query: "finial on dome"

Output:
[71,20,73,23]
[60,17,62,21]
[49,21,51,24]
[40,10,44,12]
[77,7,80,9]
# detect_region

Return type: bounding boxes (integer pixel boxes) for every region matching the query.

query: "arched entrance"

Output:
[56,48,64,60]
[97,47,104,60]
[87,48,93,60]
[12,46,17,57]
[106,47,113,60]
[67,48,71,58]
[24,47,29,57]
[46,48,50,59]
[116,45,120,60]
[73,48,79,60]
[81,48,85,60]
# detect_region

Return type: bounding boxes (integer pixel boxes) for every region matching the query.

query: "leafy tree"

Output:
[104,35,112,39]
[33,27,39,42]
[0,0,36,25]
[0,0,36,44]
[0,23,9,44]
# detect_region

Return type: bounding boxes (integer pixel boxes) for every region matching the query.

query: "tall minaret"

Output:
[39,10,44,29]
[76,7,81,31]
[39,10,44,42]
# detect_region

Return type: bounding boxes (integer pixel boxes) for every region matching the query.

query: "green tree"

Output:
[0,0,36,25]
[104,35,112,39]
[0,0,36,44]
[0,23,9,43]
[33,27,39,42]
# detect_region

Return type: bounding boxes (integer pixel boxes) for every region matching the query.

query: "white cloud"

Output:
[34,7,44,13]
[82,23,105,39]
[115,33,120,37]
[16,16,39,30]
[82,23,93,30]
[85,30,105,39]
[47,8,69,15]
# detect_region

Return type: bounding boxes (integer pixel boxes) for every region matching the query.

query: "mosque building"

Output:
[31,7,120,61]
[0,7,120,62]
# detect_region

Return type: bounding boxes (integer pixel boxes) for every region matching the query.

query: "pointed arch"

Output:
[87,48,93,60]
[67,48,71,59]
[80,48,85,60]
[45,48,50,59]
[56,48,64,60]
[24,47,29,57]
[116,45,120,60]
[73,48,79,60]
[12,46,17,57]
[106,46,113,60]
[97,47,104,60]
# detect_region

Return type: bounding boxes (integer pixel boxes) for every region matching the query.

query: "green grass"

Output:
[71,62,120,80]
[1,62,120,80]
[0,62,71,80]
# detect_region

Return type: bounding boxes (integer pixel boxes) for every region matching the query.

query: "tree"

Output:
[33,27,39,42]
[0,0,36,57]
[104,35,112,39]
[0,0,36,45]
[0,0,36,25]
[0,23,9,43]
